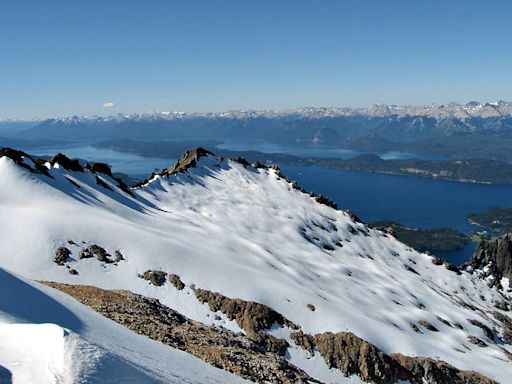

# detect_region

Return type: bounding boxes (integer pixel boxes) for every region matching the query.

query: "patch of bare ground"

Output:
[43,282,316,384]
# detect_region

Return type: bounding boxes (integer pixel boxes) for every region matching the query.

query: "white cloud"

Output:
[102,102,115,108]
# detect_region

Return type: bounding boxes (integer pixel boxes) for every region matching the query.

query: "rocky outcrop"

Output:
[391,354,498,384]
[163,147,214,176]
[467,234,512,287]
[168,273,185,290]
[192,286,298,337]
[54,247,71,265]
[44,282,316,384]
[192,286,296,355]
[492,311,512,344]
[139,270,167,286]
[48,153,83,172]
[0,147,51,176]
[314,332,409,383]
[294,330,498,384]
[80,244,113,263]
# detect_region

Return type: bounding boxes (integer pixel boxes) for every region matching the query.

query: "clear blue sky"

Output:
[1,0,511,119]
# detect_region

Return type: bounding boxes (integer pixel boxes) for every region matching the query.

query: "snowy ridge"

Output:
[0,148,511,383]
[0,268,247,384]
[33,100,512,124]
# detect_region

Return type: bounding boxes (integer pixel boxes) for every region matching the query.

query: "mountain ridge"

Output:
[0,147,511,383]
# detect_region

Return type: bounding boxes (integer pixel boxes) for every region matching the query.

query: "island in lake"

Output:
[467,207,512,235]
[95,140,512,185]
[368,221,470,253]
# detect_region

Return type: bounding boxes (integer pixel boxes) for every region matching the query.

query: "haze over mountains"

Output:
[3,100,511,162]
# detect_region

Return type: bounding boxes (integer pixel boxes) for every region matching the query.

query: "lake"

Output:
[23,144,512,265]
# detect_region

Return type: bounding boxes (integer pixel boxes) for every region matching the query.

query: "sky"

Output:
[1,0,511,119]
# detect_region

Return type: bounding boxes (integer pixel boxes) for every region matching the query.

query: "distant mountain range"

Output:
[4,101,512,160]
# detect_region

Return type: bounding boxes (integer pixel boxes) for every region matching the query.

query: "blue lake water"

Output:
[218,140,419,160]
[24,144,512,265]
[280,165,512,264]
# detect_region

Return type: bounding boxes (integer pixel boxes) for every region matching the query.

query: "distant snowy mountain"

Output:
[13,101,512,153]
[20,101,512,122]
[0,147,511,383]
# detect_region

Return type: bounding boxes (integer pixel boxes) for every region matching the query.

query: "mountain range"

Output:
[3,101,512,161]
[0,147,510,383]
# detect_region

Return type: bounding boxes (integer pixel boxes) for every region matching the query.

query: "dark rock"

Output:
[44,282,315,384]
[467,233,512,285]
[54,247,71,265]
[163,147,214,176]
[114,250,124,262]
[169,274,185,290]
[232,157,251,167]
[87,162,113,176]
[392,353,497,384]
[493,311,512,344]
[83,245,112,263]
[436,316,452,327]
[0,147,51,176]
[468,319,494,341]
[418,320,439,332]
[314,332,409,383]
[306,303,316,312]
[252,161,265,169]
[346,210,363,224]
[48,153,83,172]
[467,336,487,347]
[68,268,78,275]
[192,286,298,339]
[140,270,167,286]
[291,331,316,354]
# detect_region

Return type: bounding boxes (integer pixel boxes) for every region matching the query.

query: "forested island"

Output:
[468,207,512,234]
[368,221,469,253]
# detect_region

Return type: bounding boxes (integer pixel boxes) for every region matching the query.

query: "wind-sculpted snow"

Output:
[0,148,511,383]
[0,268,248,384]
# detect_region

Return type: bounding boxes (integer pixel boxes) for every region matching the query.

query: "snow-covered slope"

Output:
[0,268,247,384]
[0,148,510,383]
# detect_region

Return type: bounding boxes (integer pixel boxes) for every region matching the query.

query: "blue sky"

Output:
[1,0,511,119]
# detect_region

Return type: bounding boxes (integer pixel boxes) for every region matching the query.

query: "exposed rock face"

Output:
[168,273,185,290]
[114,250,124,262]
[48,153,83,172]
[86,162,113,176]
[468,335,488,347]
[468,319,494,341]
[54,247,71,265]
[492,311,512,344]
[468,234,512,286]
[192,286,298,337]
[163,147,214,176]
[44,283,316,384]
[314,332,409,383]
[192,286,294,355]
[80,245,112,263]
[391,354,498,384]
[418,320,439,332]
[0,148,50,176]
[294,331,498,384]
[139,270,167,286]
